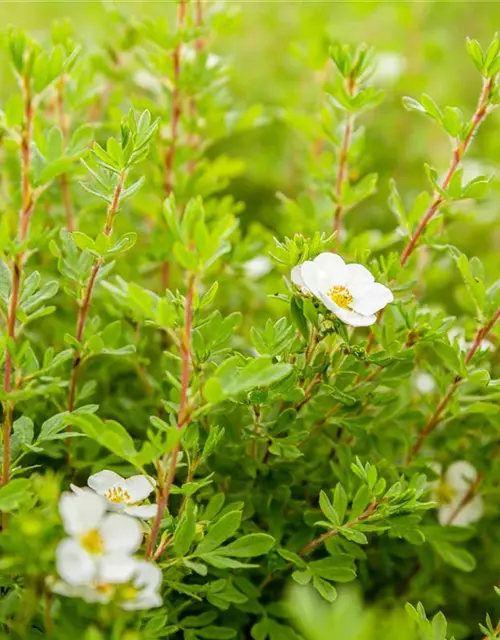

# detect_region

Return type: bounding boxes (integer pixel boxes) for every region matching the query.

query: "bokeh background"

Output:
[1,1,499,237]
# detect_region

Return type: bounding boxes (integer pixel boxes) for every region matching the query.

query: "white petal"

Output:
[345,263,375,287]
[452,496,484,526]
[351,283,393,316]
[56,539,96,586]
[80,586,112,604]
[59,491,107,536]
[98,554,137,584]
[244,256,272,279]
[319,293,376,327]
[291,265,308,292]
[446,461,478,493]
[106,500,127,513]
[438,495,484,527]
[133,560,163,591]
[52,579,111,603]
[414,372,436,394]
[88,470,124,495]
[124,475,155,502]
[437,500,454,525]
[51,580,82,598]
[100,513,143,555]
[69,484,86,495]
[312,252,347,290]
[121,590,162,610]
[299,260,321,297]
[125,504,158,519]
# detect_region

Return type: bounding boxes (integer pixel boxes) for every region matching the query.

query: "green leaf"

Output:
[68,414,136,461]
[202,555,257,569]
[71,232,95,252]
[339,527,368,545]
[277,548,307,569]
[334,484,348,523]
[292,570,312,585]
[173,242,199,271]
[319,490,340,525]
[308,556,356,581]
[196,627,237,639]
[442,106,463,138]
[196,510,242,554]
[174,499,196,557]
[466,37,484,72]
[431,611,447,640]
[432,340,464,377]
[433,540,476,572]
[0,259,11,304]
[312,576,337,603]
[217,533,275,557]
[0,478,32,511]
[181,612,218,628]
[290,296,309,340]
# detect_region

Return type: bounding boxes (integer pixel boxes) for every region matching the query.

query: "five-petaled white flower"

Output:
[291,252,393,327]
[52,559,162,610]
[57,490,143,586]
[74,470,157,519]
[433,461,484,527]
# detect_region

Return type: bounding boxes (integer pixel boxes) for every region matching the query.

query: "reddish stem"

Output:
[187,0,204,174]
[146,272,196,558]
[333,76,356,242]
[407,306,500,462]
[400,77,493,267]
[164,0,187,197]
[483,622,500,640]
[445,472,483,526]
[161,0,187,287]
[2,77,34,508]
[67,173,125,417]
[299,500,377,556]
[56,76,74,232]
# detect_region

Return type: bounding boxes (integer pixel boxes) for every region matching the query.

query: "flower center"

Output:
[328,285,353,309]
[80,528,104,554]
[435,482,456,505]
[95,583,115,596]
[119,585,139,601]
[104,485,132,504]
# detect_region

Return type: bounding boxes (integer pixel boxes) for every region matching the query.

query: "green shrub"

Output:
[0,4,500,640]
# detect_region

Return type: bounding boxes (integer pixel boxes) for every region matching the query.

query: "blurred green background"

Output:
[1,1,499,240]
[2,1,499,253]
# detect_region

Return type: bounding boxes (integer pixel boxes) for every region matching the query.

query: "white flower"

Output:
[414,371,436,394]
[120,561,163,610]
[74,470,157,519]
[372,52,406,85]
[448,328,494,354]
[433,461,484,527]
[291,252,393,327]
[52,559,162,610]
[133,70,161,94]
[243,256,273,280]
[57,490,143,586]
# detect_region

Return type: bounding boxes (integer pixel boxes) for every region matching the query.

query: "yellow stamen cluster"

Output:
[105,486,131,504]
[328,285,353,309]
[95,583,115,596]
[80,528,104,554]
[435,482,456,505]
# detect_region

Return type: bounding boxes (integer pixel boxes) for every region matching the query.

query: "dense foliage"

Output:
[0,3,500,640]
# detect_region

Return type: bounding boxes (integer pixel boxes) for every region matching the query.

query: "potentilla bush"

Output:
[0,3,500,640]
